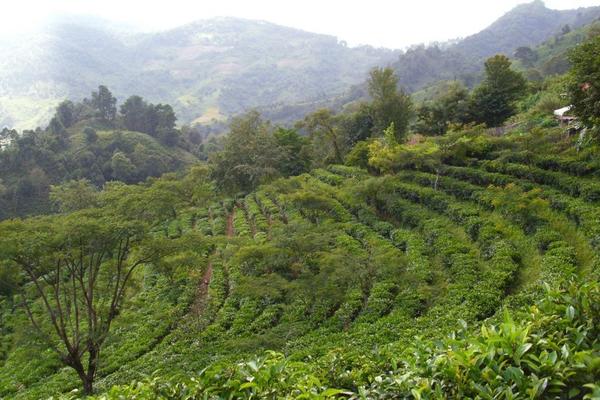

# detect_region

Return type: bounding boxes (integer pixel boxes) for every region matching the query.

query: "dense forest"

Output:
[0,87,201,218]
[1,4,600,400]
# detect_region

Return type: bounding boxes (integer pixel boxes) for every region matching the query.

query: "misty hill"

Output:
[0,17,397,130]
[392,0,600,92]
[457,0,600,59]
[247,1,600,124]
[3,1,600,131]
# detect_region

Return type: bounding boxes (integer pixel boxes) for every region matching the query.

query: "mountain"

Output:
[455,0,600,60]
[0,17,397,130]
[392,0,600,92]
[2,1,600,131]
[251,1,600,123]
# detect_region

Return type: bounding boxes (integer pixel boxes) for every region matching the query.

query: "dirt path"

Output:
[226,208,235,237]
[191,261,213,316]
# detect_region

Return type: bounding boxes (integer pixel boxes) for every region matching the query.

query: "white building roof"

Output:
[554,106,572,117]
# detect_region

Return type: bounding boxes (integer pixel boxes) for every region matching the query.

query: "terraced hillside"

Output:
[1,126,598,399]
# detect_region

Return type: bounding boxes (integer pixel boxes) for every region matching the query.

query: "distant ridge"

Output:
[392,1,600,91]
[0,17,397,130]
[2,1,600,130]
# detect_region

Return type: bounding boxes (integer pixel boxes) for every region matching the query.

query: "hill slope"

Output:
[1,123,599,398]
[0,17,397,130]
[4,2,600,131]
[392,1,600,91]
[0,124,198,219]
[256,1,600,122]
[455,0,600,60]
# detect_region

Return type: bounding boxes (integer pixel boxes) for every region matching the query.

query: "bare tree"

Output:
[1,211,155,394]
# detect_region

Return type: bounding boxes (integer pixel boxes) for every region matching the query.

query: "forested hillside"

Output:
[266,1,600,125]
[0,17,396,130]
[0,85,202,219]
[391,0,600,92]
[1,23,600,399]
[3,1,600,132]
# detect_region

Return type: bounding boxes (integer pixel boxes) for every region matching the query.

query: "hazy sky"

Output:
[3,0,599,48]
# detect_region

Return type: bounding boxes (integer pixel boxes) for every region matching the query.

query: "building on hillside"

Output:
[554,105,583,137]
[554,106,577,125]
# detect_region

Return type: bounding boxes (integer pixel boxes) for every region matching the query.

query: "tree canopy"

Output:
[368,67,413,141]
[91,85,117,123]
[210,112,284,193]
[470,55,527,127]
[568,34,600,132]
[0,210,155,394]
[415,82,470,135]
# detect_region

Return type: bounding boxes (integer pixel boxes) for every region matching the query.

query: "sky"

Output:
[2,0,599,48]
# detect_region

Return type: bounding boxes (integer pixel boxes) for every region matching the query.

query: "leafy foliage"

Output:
[368,67,413,141]
[3,15,600,400]
[568,34,600,133]
[50,282,600,400]
[0,87,200,219]
[470,55,527,127]
[414,82,470,135]
[210,112,286,193]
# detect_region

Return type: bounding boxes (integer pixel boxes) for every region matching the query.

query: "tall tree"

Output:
[153,104,178,146]
[340,102,374,145]
[567,35,600,134]
[0,211,156,394]
[415,81,470,135]
[120,98,178,145]
[55,100,76,129]
[368,67,413,142]
[91,85,117,123]
[470,55,527,127]
[210,111,282,193]
[120,95,150,133]
[273,128,312,176]
[302,109,345,164]
[514,46,538,68]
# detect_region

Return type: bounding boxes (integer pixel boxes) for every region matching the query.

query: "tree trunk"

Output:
[67,351,96,395]
[71,359,94,395]
[82,377,94,395]
[332,137,343,164]
[85,345,99,395]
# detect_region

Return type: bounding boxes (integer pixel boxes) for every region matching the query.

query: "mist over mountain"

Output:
[392,0,600,92]
[2,1,600,131]
[0,17,397,130]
